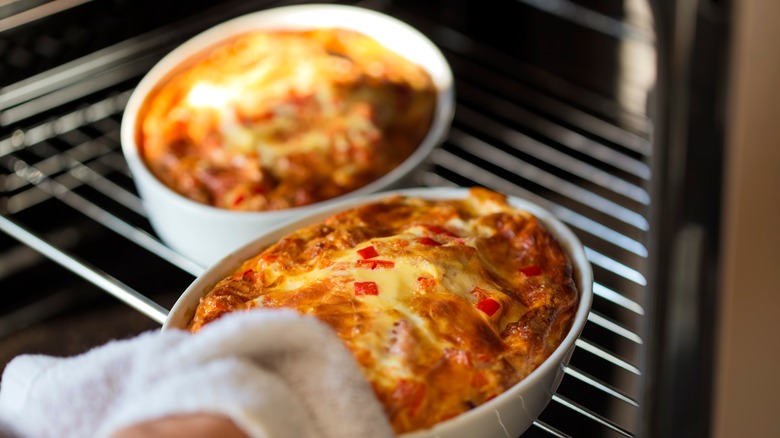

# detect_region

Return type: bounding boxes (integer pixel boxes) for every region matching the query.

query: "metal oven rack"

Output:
[0,0,653,436]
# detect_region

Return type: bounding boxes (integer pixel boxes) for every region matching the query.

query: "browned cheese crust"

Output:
[137,29,436,211]
[189,188,579,433]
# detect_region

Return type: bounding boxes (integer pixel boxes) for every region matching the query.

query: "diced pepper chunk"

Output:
[520,265,542,276]
[354,281,379,296]
[475,298,500,317]
[356,259,395,270]
[357,245,379,259]
[416,237,442,246]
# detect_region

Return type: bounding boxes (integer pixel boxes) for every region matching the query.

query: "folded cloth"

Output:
[0,309,395,438]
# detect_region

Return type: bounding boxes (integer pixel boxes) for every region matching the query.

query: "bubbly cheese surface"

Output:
[138,29,436,211]
[189,188,579,433]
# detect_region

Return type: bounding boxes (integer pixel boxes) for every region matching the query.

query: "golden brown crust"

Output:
[137,29,436,211]
[189,188,579,433]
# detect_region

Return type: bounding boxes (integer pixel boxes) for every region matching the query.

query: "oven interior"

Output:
[0,1,656,436]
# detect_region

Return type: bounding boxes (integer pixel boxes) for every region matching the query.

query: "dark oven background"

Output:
[0,1,655,436]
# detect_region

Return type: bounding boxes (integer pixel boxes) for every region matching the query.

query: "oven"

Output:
[3,1,775,437]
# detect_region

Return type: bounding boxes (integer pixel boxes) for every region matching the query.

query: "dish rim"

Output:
[163,186,594,437]
[119,4,456,220]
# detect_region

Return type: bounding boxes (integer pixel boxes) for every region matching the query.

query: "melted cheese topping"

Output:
[189,188,579,433]
[138,29,436,211]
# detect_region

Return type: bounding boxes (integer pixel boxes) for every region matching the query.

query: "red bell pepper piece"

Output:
[354,281,379,296]
[357,245,379,259]
[520,265,542,276]
[356,259,395,270]
[475,298,500,317]
[416,237,442,246]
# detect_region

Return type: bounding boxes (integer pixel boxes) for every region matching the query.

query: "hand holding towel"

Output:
[0,309,394,438]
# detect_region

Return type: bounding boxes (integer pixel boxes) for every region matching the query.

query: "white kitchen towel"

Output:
[0,309,395,438]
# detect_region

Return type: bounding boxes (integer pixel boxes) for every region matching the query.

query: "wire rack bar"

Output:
[0,214,169,323]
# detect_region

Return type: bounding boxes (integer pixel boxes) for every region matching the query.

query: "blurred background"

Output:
[1,0,777,437]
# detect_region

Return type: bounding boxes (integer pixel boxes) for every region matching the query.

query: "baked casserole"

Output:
[188,187,579,433]
[136,28,437,211]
